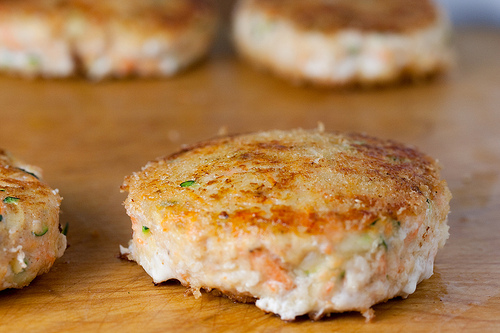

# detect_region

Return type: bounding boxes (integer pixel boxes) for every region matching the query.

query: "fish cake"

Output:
[0,150,66,291]
[232,0,454,87]
[120,129,451,320]
[0,0,217,80]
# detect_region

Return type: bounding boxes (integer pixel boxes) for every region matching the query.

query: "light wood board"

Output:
[0,22,499,332]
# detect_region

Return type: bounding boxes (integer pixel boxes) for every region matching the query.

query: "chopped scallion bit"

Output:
[17,168,39,179]
[380,238,388,250]
[389,219,401,230]
[348,45,361,56]
[28,54,40,67]
[33,226,48,237]
[3,196,19,203]
[160,200,178,207]
[62,223,69,236]
[142,226,150,233]
[180,180,196,188]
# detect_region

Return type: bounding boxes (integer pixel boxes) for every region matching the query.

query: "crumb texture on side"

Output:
[121,129,451,320]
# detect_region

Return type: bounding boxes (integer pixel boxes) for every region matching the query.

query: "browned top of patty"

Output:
[122,130,450,237]
[0,150,61,219]
[0,0,215,30]
[244,0,439,33]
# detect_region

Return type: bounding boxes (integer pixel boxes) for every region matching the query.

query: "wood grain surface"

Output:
[0,8,499,332]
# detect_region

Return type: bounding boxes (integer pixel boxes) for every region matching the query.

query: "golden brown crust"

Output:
[0,0,216,32]
[0,150,65,290]
[0,151,59,226]
[122,129,451,320]
[245,0,438,33]
[123,130,447,237]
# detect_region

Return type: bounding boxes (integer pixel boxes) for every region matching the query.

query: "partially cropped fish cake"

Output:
[0,150,66,291]
[0,0,217,80]
[120,129,451,321]
[233,0,454,87]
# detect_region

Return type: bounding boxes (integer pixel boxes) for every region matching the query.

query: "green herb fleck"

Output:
[370,219,380,226]
[180,180,196,188]
[251,21,276,38]
[160,200,178,207]
[61,223,69,236]
[379,238,388,250]
[3,196,19,203]
[20,258,29,273]
[388,155,411,163]
[33,226,49,237]
[339,270,346,280]
[391,219,401,230]
[28,54,40,68]
[0,189,5,192]
[348,45,361,56]
[142,226,150,233]
[17,168,39,179]
[20,258,29,274]
[0,215,2,222]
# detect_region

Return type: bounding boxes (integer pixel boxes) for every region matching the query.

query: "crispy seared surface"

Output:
[0,149,61,235]
[245,0,438,33]
[122,129,451,320]
[0,0,215,31]
[0,149,65,290]
[0,149,51,204]
[0,0,215,29]
[123,129,447,236]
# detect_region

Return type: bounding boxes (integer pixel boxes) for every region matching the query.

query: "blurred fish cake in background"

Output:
[0,0,217,80]
[232,0,455,87]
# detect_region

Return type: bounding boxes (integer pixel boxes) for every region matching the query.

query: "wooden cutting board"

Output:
[0,20,499,332]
